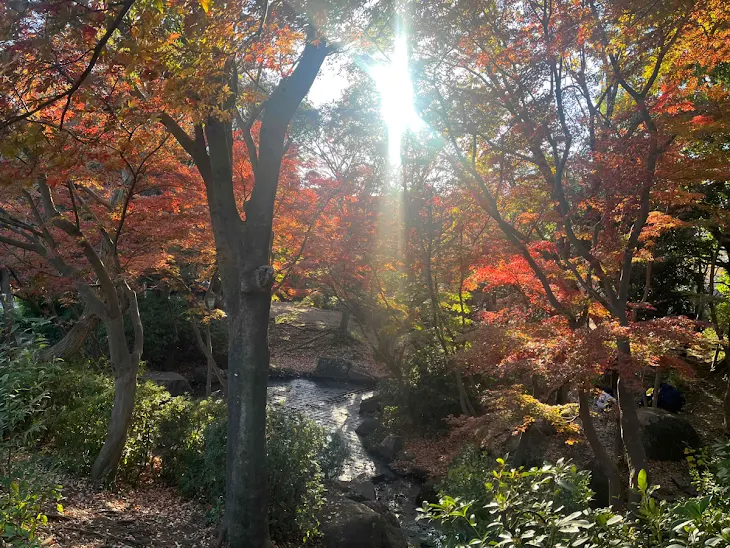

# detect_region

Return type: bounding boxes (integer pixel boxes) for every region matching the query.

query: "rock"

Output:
[319,498,407,548]
[348,367,378,386]
[316,357,353,380]
[371,464,398,484]
[414,479,439,507]
[356,418,381,437]
[360,396,382,414]
[637,407,701,461]
[141,371,191,396]
[314,357,377,386]
[349,480,377,502]
[375,435,403,462]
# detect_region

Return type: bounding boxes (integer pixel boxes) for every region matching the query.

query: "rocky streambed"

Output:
[267,377,440,547]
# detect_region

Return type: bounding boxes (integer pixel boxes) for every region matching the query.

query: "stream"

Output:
[267,378,440,547]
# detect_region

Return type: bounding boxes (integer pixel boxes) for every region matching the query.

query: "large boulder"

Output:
[360,396,381,415]
[141,371,191,396]
[314,357,377,386]
[316,357,352,379]
[374,435,403,462]
[319,498,407,548]
[637,407,701,461]
[356,418,381,437]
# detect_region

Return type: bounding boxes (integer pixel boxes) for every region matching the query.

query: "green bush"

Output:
[0,340,63,547]
[157,402,346,544]
[43,363,171,481]
[380,343,468,433]
[421,453,730,548]
[0,464,62,547]
[0,341,60,466]
[2,341,347,545]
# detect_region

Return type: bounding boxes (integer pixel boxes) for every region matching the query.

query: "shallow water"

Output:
[267,378,441,547]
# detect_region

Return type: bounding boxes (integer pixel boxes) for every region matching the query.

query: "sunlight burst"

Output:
[368,34,423,164]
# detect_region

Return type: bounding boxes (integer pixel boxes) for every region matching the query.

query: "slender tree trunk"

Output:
[0,266,15,342]
[91,312,141,481]
[39,312,99,361]
[91,286,143,482]
[191,317,226,397]
[615,338,648,496]
[578,389,623,509]
[651,368,661,408]
[338,307,351,337]
[724,372,730,433]
[206,322,213,397]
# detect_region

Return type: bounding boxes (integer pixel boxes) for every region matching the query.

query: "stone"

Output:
[319,498,407,548]
[637,407,701,461]
[414,479,439,507]
[314,357,377,386]
[356,418,381,437]
[315,357,353,380]
[348,367,377,386]
[141,371,191,396]
[348,480,377,502]
[360,396,381,414]
[371,464,398,484]
[375,435,403,462]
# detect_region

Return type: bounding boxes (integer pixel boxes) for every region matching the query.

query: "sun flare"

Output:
[368,34,423,164]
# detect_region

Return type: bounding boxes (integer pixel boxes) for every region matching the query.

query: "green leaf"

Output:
[637,469,647,491]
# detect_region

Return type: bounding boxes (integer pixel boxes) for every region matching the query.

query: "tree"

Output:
[412,0,721,494]
[0,93,199,479]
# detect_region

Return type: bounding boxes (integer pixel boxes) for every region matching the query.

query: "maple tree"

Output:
[0,75,203,480]
[407,0,730,496]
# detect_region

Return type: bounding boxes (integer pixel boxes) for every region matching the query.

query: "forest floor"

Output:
[268,302,386,378]
[36,305,730,546]
[41,475,216,547]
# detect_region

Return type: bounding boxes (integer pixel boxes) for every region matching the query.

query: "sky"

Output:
[308,57,350,106]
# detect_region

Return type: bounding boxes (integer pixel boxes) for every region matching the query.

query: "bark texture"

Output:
[163,38,330,547]
[39,311,99,361]
[578,388,623,509]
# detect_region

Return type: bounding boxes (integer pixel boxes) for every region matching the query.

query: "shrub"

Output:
[421,453,730,548]
[155,400,346,544]
[43,363,171,481]
[0,340,60,467]
[0,465,62,547]
[380,343,468,432]
[0,340,63,547]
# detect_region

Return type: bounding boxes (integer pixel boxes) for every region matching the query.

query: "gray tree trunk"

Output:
[578,389,623,509]
[615,337,648,498]
[163,39,329,547]
[91,286,143,482]
[39,311,99,361]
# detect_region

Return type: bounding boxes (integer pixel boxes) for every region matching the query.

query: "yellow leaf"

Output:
[199,0,211,13]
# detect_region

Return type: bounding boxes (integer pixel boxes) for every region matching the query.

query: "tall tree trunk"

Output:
[224,290,272,546]
[164,36,329,546]
[91,287,143,482]
[578,388,623,509]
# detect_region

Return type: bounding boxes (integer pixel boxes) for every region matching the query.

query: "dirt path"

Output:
[43,475,216,547]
